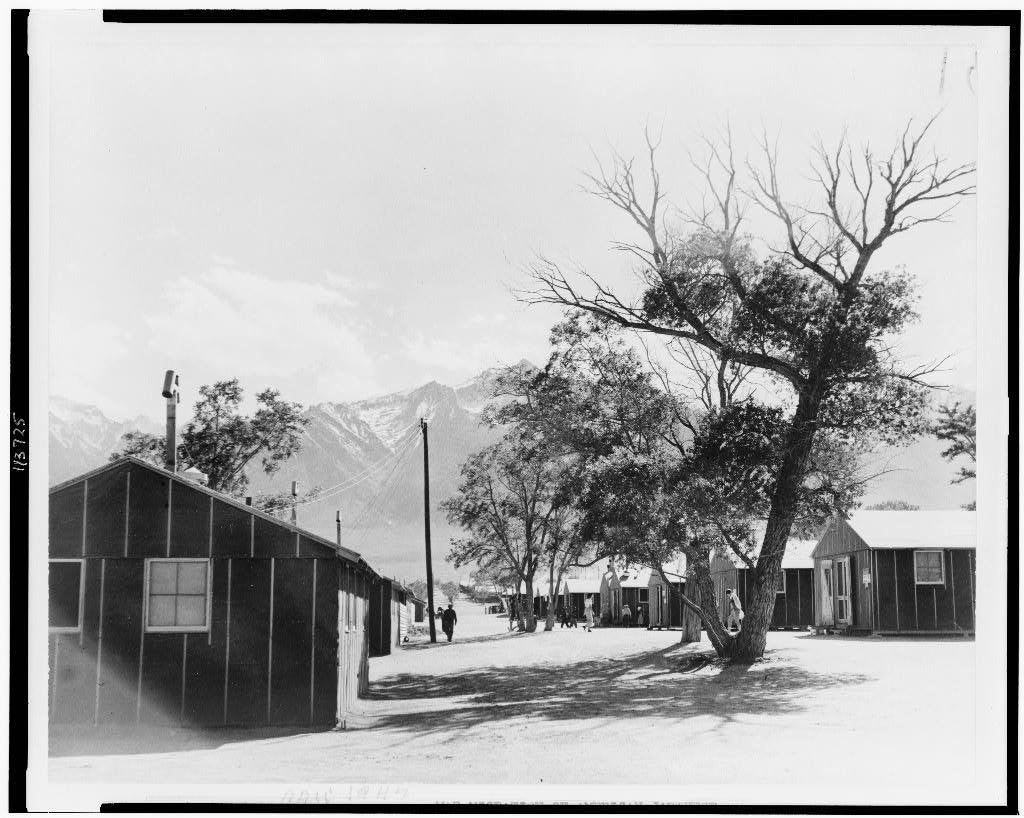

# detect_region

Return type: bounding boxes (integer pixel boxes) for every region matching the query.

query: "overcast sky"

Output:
[40,18,981,419]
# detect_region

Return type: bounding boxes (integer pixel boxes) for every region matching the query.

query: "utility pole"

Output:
[336,510,342,550]
[421,418,437,643]
[291,480,298,526]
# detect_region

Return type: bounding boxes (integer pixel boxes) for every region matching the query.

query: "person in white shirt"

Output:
[726,588,744,632]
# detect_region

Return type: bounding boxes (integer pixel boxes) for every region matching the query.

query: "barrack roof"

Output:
[844,510,977,550]
[50,456,366,567]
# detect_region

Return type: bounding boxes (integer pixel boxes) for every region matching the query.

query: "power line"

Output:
[293,429,421,507]
[346,440,417,533]
[298,427,420,498]
[343,437,421,555]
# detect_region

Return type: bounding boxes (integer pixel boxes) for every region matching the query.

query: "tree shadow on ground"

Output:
[363,644,874,737]
[48,724,333,758]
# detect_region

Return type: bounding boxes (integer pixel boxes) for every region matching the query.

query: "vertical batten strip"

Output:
[892,551,900,633]
[295,532,300,558]
[93,559,106,725]
[223,559,232,724]
[51,637,60,720]
[950,551,958,629]
[124,470,131,557]
[208,497,215,646]
[309,559,317,724]
[872,551,880,631]
[933,586,938,631]
[250,515,254,558]
[796,569,801,626]
[136,579,146,722]
[968,551,975,627]
[81,479,88,557]
[79,478,89,656]
[913,554,919,630]
[267,558,275,724]
[180,634,188,724]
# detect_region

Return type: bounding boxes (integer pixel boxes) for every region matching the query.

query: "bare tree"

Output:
[526,119,973,659]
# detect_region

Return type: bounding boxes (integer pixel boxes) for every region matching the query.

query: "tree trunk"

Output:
[543,562,557,631]
[686,554,736,657]
[732,391,821,661]
[654,550,734,657]
[524,578,537,632]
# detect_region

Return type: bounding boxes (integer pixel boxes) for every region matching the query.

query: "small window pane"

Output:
[915,552,943,583]
[147,560,211,630]
[176,595,207,626]
[148,595,176,627]
[49,562,82,629]
[177,562,207,594]
[775,572,786,594]
[150,562,177,594]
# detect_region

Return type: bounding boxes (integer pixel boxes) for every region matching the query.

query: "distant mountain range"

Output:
[48,372,975,581]
[49,395,163,484]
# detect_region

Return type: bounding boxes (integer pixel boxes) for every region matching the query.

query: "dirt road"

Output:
[47,601,981,806]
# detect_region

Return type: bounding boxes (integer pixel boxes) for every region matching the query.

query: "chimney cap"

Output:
[162,370,179,399]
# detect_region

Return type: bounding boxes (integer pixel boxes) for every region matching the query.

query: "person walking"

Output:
[726,588,744,633]
[441,603,458,642]
[621,603,633,628]
[584,595,595,632]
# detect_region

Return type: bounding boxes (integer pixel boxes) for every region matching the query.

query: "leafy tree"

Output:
[526,120,972,658]
[442,428,579,633]
[864,500,920,510]
[252,485,323,520]
[438,581,460,604]
[111,431,165,468]
[111,379,309,496]
[933,402,976,484]
[499,314,869,654]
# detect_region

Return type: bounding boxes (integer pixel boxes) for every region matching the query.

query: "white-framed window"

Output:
[775,570,786,595]
[144,558,212,632]
[913,550,945,585]
[49,559,84,633]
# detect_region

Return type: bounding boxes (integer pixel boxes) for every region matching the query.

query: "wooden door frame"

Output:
[835,556,852,626]
[819,559,834,626]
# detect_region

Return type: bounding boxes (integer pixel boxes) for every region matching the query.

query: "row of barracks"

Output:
[48,455,417,729]
[500,509,976,639]
[705,510,976,635]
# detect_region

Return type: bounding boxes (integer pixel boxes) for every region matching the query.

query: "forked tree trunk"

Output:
[684,554,736,657]
[654,548,735,657]
[733,391,821,661]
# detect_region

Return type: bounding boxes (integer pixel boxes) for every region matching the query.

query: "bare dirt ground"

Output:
[47,599,980,806]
